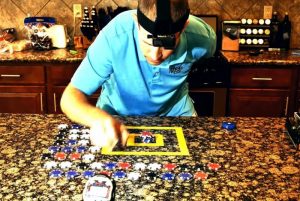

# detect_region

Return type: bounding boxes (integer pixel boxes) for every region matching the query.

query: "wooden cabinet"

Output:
[0,65,46,113]
[229,67,293,117]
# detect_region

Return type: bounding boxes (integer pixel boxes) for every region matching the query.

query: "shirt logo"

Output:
[169,64,183,74]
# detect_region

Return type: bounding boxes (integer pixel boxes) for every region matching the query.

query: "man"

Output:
[60,0,216,151]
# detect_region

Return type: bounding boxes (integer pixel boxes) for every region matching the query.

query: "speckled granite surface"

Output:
[0,113,299,201]
[221,51,300,66]
[0,49,85,63]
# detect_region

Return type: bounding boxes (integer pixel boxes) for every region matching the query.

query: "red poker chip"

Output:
[54,152,67,161]
[69,152,81,161]
[194,171,208,181]
[98,170,112,177]
[164,163,177,171]
[118,162,131,169]
[207,163,221,171]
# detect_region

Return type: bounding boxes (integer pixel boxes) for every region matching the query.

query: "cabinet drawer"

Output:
[47,64,78,85]
[0,66,45,84]
[231,68,292,88]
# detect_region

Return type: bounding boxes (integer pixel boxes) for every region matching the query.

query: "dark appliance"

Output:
[188,15,228,116]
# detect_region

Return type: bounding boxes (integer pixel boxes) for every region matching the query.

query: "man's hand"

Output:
[90,116,129,152]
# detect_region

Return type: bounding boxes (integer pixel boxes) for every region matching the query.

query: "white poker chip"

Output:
[127,172,141,181]
[90,162,104,170]
[44,161,58,169]
[148,163,161,171]
[80,134,90,140]
[59,161,73,169]
[82,154,95,163]
[78,140,90,146]
[69,134,79,140]
[81,129,90,134]
[89,146,101,153]
[58,124,68,130]
[133,162,147,171]
[69,128,80,134]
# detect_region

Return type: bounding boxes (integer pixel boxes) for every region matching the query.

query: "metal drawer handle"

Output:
[252,77,273,81]
[0,74,21,78]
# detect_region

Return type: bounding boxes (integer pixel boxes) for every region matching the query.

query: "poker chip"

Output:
[49,169,63,178]
[67,139,77,146]
[146,172,157,181]
[44,161,58,169]
[104,162,117,170]
[80,134,90,140]
[98,171,112,177]
[58,124,68,130]
[221,122,236,130]
[69,133,79,140]
[194,163,205,171]
[118,162,131,170]
[90,162,104,170]
[55,134,65,140]
[48,146,60,154]
[82,170,95,179]
[133,162,147,171]
[78,162,89,170]
[62,146,73,154]
[59,161,73,169]
[41,153,53,160]
[69,129,81,134]
[164,163,176,171]
[76,146,87,153]
[81,129,90,134]
[141,131,155,143]
[161,172,175,181]
[148,163,161,171]
[89,146,101,153]
[71,124,82,129]
[78,140,89,146]
[66,170,80,180]
[82,154,95,163]
[127,172,141,181]
[69,152,81,161]
[194,171,208,181]
[207,163,221,171]
[54,152,67,161]
[178,172,193,181]
[112,171,126,179]
[179,164,189,171]
[53,139,64,146]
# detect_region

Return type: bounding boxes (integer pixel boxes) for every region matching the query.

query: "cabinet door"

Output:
[229,89,289,117]
[48,86,100,114]
[0,86,46,113]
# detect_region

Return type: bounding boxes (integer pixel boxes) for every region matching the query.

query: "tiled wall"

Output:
[1,0,299,48]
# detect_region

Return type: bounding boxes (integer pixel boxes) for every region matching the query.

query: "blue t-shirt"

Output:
[71,10,216,116]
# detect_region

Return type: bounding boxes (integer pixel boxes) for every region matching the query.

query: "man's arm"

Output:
[60,83,128,150]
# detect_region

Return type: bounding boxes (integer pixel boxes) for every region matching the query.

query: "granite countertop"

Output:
[0,48,85,63]
[0,113,299,200]
[221,50,300,66]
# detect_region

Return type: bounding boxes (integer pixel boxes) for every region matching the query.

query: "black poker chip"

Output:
[78,162,89,170]
[194,163,205,171]
[179,164,189,171]
[41,153,53,160]
[53,139,64,146]
[146,172,157,181]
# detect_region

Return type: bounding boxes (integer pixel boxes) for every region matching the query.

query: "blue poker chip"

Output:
[62,146,73,153]
[82,170,95,179]
[178,172,193,181]
[161,172,175,181]
[67,139,77,146]
[71,124,83,129]
[49,169,63,178]
[66,170,80,180]
[112,171,126,179]
[48,146,60,154]
[221,122,236,130]
[105,162,117,170]
[76,146,87,153]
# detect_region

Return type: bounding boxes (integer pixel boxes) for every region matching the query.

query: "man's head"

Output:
[136,0,190,65]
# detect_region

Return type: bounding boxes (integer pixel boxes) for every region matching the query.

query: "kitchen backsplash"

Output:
[1,0,299,48]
